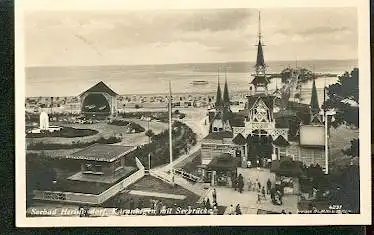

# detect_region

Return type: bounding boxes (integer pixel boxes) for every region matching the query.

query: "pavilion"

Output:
[79,81,119,118]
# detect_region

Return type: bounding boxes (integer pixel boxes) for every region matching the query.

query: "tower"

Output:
[215,71,223,110]
[222,70,233,123]
[223,70,231,112]
[251,11,270,95]
[310,78,322,124]
[210,69,232,133]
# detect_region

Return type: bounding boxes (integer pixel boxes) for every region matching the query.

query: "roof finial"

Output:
[217,66,220,84]
[258,10,262,42]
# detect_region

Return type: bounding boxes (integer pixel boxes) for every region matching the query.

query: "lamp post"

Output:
[147,118,151,171]
[169,81,174,184]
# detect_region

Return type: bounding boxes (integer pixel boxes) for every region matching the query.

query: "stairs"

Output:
[171,168,203,183]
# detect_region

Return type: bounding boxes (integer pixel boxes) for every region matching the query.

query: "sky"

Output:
[24,8,358,67]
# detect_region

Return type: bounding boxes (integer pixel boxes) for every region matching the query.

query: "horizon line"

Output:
[25,58,358,69]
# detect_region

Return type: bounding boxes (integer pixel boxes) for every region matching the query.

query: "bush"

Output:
[108,119,130,126]
[27,136,122,150]
[26,127,98,138]
[128,122,145,133]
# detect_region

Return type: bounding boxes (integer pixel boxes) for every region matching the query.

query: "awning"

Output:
[207,153,236,170]
[270,159,304,177]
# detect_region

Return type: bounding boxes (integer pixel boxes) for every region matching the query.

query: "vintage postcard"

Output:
[15,0,371,227]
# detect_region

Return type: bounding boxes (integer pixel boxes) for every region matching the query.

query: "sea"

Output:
[25,59,358,106]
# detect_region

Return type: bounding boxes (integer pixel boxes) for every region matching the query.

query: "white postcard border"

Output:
[15,0,371,227]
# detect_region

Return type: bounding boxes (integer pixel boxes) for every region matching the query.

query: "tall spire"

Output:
[255,11,265,73]
[215,69,223,109]
[310,77,320,115]
[223,68,230,106]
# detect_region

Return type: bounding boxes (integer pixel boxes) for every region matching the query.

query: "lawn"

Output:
[25,118,168,152]
[103,175,201,209]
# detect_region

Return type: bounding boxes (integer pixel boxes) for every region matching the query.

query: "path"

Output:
[128,190,186,200]
[147,108,211,198]
[205,168,298,214]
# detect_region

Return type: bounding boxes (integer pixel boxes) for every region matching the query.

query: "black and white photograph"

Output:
[15,0,371,227]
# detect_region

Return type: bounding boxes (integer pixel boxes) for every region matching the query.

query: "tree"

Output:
[342,138,359,159]
[323,68,359,160]
[145,129,155,140]
[323,68,359,128]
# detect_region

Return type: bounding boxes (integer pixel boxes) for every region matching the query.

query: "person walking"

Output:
[228,205,235,215]
[212,206,219,215]
[257,193,262,204]
[235,204,242,215]
[257,180,261,192]
[129,197,134,210]
[238,174,244,193]
[266,179,272,195]
[212,188,217,204]
[233,177,238,191]
[206,198,211,209]
[261,186,266,200]
[247,178,252,191]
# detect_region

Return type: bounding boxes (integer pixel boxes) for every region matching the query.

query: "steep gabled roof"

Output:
[223,78,230,106]
[215,80,223,109]
[80,81,118,97]
[251,75,270,86]
[203,131,233,140]
[273,135,290,147]
[246,95,274,110]
[255,40,266,69]
[232,133,247,145]
[310,78,320,115]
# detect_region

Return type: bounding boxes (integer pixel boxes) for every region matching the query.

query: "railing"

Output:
[171,168,202,183]
[33,168,146,205]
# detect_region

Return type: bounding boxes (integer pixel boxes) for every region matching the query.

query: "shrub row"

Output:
[27,136,122,150]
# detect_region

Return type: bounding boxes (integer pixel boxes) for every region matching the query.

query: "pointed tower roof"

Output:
[256,41,265,69]
[255,11,266,71]
[232,133,247,145]
[310,78,320,115]
[223,72,230,105]
[215,75,223,109]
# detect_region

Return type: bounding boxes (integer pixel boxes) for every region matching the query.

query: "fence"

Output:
[33,158,146,205]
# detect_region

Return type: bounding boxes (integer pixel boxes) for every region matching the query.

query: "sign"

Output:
[299,125,325,146]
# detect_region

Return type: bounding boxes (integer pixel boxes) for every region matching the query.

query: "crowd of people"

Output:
[229,173,286,208]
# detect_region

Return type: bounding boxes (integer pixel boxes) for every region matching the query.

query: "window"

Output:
[95,164,102,173]
[213,127,218,132]
[84,163,103,174]
[85,163,94,172]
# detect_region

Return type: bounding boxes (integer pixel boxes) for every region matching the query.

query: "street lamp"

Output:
[321,108,336,175]
[147,117,151,171]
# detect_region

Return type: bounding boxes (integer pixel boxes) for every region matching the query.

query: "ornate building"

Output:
[200,12,328,181]
[79,81,118,118]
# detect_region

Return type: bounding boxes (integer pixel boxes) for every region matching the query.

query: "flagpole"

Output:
[169,80,174,183]
[324,87,329,175]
